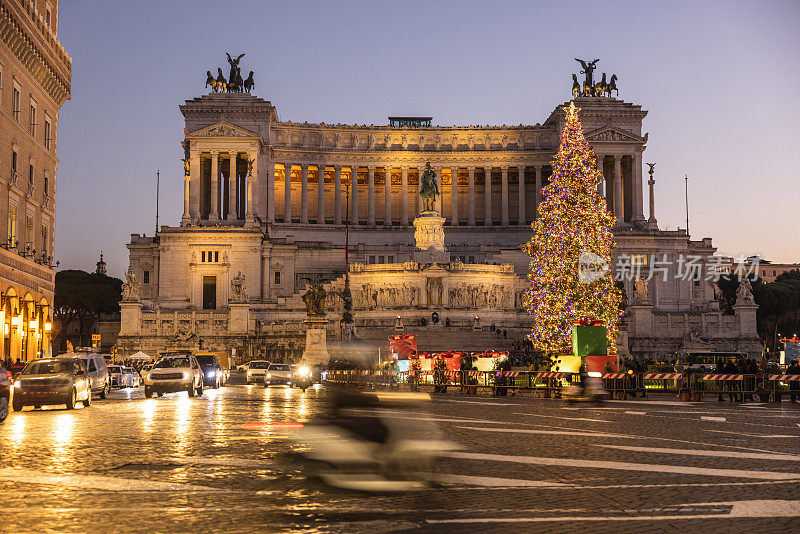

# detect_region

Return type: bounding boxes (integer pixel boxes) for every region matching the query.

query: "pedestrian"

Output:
[674,358,684,398]
[715,360,726,402]
[724,360,740,402]
[787,360,800,403]
[745,359,758,402]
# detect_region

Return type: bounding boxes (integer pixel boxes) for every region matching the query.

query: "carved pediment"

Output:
[585,125,645,143]
[187,121,261,139]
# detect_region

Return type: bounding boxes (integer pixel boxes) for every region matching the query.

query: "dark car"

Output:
[0,361,10,423]
[194,353,225,389]
[12,358,92,411]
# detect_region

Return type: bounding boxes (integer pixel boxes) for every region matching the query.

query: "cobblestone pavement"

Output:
[1,381,799,533]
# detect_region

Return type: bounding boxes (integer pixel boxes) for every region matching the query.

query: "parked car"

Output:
[0,361,10,422]
[12,358,92,411]
[245,360,271,384]
[194,353,225,388]
[121,366,141,388]
[69,352,111,399]
[264,363,293,387]
[142,354,204,398]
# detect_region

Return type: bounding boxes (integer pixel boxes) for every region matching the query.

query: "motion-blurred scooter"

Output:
[286,389,458,492]
[563,375,607,405]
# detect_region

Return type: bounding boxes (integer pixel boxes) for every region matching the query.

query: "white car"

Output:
[121,366,141,388]
[143,355,204,398]
[264,363,293,386]
[107,365,124,388]
[245,360,271,384]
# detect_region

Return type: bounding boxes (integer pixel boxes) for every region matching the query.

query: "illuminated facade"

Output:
[120,84,761,362]
[0,0,70,361]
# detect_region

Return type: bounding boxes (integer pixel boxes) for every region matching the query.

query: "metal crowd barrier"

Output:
[323,369,799,402]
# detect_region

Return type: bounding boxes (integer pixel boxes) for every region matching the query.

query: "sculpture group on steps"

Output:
[572,58,618,98]
[205,52,255,94]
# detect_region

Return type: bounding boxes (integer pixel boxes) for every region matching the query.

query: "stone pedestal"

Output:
[733,302,758,337]
[119,301,142,336]
[229,303,250,334]
[628,304,653,336]
[412,211,450,264]
[302,317,330,365]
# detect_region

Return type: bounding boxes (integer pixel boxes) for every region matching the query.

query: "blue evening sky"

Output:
[54,0,800,277]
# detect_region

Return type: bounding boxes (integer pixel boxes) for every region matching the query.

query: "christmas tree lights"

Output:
[523,102,623,356]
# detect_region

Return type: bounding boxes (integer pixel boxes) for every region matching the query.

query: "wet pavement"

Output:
[2,380,800,533]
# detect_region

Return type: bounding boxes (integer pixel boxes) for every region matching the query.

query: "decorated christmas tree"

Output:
[523,102,622,356]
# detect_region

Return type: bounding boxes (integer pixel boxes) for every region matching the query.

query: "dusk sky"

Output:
[55,0,800,278]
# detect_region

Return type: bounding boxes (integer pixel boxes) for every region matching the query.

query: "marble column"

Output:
[501,166,509,226]
[451,166,459,225]
[182,173,190,225]
[484,166,492,225]
[283,163,292,223]
[350,166,359,225]
[188,149,200,222]
[317,164,325,225]
[435,166,442,214]
[517,165,526,226]
[467,167,475,226]
[334,165,342,225]
[632,152,645,223]
[534,165,541,219]
[210,151,219,221]
[613,155,623,224]
[367,167,375,225]
[301,164,309,224]
[595,154,604,196]
[384,166,392,226]
[246,150,257,222]
[400,166,408,225]
[267,160,275,222]
[648,170,657,223]
[228,153,237,220]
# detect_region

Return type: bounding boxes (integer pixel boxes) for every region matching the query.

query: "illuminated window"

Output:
[7,206,16,247]
[631,254,648,265]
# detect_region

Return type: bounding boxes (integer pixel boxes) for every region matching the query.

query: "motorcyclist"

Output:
[576,363,589,397]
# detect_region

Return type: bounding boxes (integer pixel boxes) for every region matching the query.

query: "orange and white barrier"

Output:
[767,375,800,381]
[642,373,682,379]
[702,374,743,381]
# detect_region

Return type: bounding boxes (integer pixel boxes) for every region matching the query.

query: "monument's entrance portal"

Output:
[203,276,217,309]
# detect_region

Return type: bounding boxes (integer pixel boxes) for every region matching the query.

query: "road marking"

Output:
[596,444,800,461]
[0,468,228,492]
[624,411,646,415]
[606,400,698,406]
[707,429,799,438]
[439,451,800,480]
[417,473,572,488]
[163,456,270,468]
[513,413,610,423]
[437,400,519,407]
[457,426,640,439]
[427,500,800,524]
[701,416,727,422]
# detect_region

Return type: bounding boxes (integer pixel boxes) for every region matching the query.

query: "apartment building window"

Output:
[46,9,51,27]
[143,270,150,284]
[29,164,34,185]
[11,86,20,122]
[43,173,48,195]
[44,119,51,149]
[7,206,16,247]
[29,103,37,137]
[41,225,47,256]
[11,150,17,179]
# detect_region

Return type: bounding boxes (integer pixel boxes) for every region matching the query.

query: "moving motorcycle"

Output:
[285,388,457,492]
[293,364,314,392]
[563,373,607,405]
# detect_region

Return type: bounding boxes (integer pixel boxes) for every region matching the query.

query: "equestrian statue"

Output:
[419,161,439,213]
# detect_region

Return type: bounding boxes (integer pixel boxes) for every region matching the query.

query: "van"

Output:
[64,352,111,399]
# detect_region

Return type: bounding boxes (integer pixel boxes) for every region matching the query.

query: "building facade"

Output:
[0,0,70,361]
[120,63,761,363]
